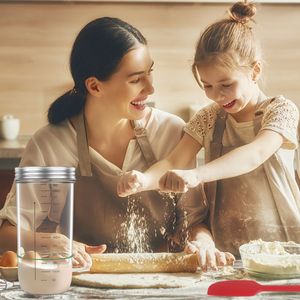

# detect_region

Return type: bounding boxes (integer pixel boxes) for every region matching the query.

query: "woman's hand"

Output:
[185,240,235,271]
[117,170,148,197]
[36,233,106,270]
[159,169,201,193]
[72,241,107,270]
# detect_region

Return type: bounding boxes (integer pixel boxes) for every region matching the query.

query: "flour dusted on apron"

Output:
[72,111,206,253]
[204,97,300,257]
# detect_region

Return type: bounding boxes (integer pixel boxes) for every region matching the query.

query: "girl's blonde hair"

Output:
[192,1,261,87]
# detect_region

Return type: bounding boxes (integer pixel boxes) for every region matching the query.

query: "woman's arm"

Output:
[0,220,106,269]
[159,129,283,192]
[117,133,201,196]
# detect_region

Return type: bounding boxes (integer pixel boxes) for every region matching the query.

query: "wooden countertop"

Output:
[0,136,30,159]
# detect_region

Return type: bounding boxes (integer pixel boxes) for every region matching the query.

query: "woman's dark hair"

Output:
[48,17,147,124]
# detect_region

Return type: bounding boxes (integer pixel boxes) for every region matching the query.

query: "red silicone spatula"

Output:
[207,280,300,297]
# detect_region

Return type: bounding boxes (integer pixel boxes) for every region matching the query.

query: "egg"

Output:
[23,250,42,260]
[0,250,18,267]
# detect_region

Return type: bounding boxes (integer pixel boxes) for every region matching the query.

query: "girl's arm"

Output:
[202,129,282,181]
[160,129,283,192]
[117,133,201,197]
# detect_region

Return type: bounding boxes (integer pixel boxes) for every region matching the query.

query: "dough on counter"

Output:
[90,252,199,273]
[72,272,203,289]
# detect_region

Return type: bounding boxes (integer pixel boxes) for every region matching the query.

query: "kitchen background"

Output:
[0,0,300,205]
[0,0,300,135]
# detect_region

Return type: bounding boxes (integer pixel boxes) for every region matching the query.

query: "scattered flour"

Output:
[115,196,150,253]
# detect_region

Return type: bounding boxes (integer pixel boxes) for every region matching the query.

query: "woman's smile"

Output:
[130,97,148,111]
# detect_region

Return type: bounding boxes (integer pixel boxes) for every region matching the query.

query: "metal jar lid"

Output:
[15,167,76,182]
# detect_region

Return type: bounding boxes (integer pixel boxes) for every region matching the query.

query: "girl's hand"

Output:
[117,170,148,197]
[185,240,235,271]
[159,169,200,193]
[72,241,107,269]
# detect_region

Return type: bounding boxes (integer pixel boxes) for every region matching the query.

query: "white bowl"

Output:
[239,240,300,279]
[0,266,18,281]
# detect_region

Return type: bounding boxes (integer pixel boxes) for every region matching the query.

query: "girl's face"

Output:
[100,44,154,120]
[197,63,259,117]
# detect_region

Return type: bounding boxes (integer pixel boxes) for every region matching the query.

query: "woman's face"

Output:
[100,44,154,120]
[197,63,258,116]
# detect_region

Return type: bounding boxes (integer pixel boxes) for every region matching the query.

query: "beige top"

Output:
[185,96,300,256]
[0,108,207,252]
[186,96,298,158]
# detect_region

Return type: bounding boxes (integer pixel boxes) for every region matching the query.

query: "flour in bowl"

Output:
[240,239,300,277]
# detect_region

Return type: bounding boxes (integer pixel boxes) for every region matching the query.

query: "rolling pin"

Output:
[90,252,199,273]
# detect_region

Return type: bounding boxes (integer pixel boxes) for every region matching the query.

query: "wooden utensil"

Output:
[90,252,199,273]
[207,280,300,297]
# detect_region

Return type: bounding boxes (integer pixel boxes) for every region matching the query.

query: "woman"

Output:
[0,17,233,270]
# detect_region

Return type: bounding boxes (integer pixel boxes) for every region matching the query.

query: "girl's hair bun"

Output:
[229,1,256,24]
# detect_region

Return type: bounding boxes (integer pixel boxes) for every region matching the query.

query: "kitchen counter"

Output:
[0,136,30,159]
[1,278,300,299]
[1,263,300,299]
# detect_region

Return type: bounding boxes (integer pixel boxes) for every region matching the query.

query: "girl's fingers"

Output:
[198,248,207,271]
[178,179,185,193]
[206,249,217,270]
[186,241,209,271]
[184,241,198,254]
[165,174,172,191]
[181,181,188,193]
[158,174,167,190]
[132,181,141,189]
[215,250,226,266]
[171,175,179,192]
[225,252,236,265]
[128,175,137,187]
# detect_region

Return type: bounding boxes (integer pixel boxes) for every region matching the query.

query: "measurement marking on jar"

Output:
[33,201,37,280]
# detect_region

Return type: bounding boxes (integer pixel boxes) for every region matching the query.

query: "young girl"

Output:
[118,1,300,257]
